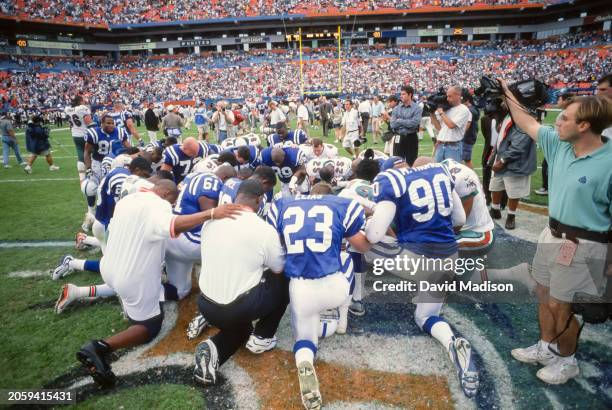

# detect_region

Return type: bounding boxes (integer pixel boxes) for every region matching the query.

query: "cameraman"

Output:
[390,86,422,166]
[502,80,612,385]
[430,86,471,163]
[24,115,59,173]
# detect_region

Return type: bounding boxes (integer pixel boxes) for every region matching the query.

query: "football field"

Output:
[0,118,610,409]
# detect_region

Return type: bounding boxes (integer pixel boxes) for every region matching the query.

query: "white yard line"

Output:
[0,178,78,183]
[0,241,73,248]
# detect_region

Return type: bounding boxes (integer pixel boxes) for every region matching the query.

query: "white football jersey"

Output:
[64,105,91,138]
[338,178,375,210]
[300,143,338,161]
[306,157,353,181]
[191,155,219,175]
[442,159,494,233]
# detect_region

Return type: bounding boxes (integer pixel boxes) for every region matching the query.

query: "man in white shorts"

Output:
[342,100,362,159]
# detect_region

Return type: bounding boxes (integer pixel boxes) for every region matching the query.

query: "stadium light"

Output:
[558,17,564,22]
[162,37,167,42]
[580,12,587,17]
[178,37,183,40]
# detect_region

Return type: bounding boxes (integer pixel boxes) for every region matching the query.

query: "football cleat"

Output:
[49,165,60,171]
[24,165,32,174]
[82,213,95,233]
[194,339,218,386]
[246,335,277,354]
[75,232,92,250]
[449,337,479,398]
[297,361,322,410]
[76,340,116,388]
[186,314,209,340]
[55,283,78,314]
[52,255,74,280]
[511,341,556,366]
[536,356,579,384]
[348,300,366,317]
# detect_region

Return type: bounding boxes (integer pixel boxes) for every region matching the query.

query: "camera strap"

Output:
[547,313,584,357]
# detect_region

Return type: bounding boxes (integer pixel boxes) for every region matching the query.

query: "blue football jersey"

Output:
[208,143,223,155]
[372,163,457,257]
[267,129,308,147]
[174,173,222,244]
[259,146,306,183]
[85,126,129,161]
[95,167,129,228]
[268,195,365,279]
[109,110,134,135]
[162,143,204,183]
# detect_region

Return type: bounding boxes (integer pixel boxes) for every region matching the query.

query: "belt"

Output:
[438,141,460,145]
[549,218,611,244]
[201,286,255,307]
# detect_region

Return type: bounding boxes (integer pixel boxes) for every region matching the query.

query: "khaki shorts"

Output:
[489,173,530,199]
[531,227,608,302]
[343,130,360,148]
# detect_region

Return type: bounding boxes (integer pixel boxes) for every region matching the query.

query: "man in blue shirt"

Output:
[268,191,370,410]
[365,161,479,398]
[259,146,306,196]
[500,80,612,385]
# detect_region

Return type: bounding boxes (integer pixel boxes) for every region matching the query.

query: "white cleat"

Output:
[297,361,322,410]
[449,337,480,398]
[186,314,209,340]
[511,341,556,366]
[49,165,60,171]
[536,356,579,384]
[24,165,32,174]
[245,334,277,354]
[55,283,78,314]
[51,255,74,280]
[194,339,218,386]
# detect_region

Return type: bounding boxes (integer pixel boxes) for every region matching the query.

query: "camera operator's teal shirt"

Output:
[537,126,612,232]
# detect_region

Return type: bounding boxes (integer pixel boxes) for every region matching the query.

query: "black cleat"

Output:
[76,340,116,388]
[505,214,516,230]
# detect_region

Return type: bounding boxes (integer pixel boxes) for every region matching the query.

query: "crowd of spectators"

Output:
[2,0,553,25]
[1,33,608,111]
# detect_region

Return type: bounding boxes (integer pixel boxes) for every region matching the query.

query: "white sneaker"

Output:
[297,361,322,410]
[186,314,209,340]
[246,334,277,354]
[55,283,78,314]
[4,164,11,169]
[536,356,579,384]
[511,341,556,366]
[24,165,32,174]
[449,337,479,398]
[51,255,75,280]
[49,165,60,171]
[20,161,27,166]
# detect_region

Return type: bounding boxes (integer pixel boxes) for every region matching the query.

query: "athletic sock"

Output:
[491,203,501,210]
[507,209,516,215]
[295,348,315,366]
[424,317,455,351]
[82,236,101,247]
[69,259,86,271]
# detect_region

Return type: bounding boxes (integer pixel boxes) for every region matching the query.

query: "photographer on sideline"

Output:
[430,86,471,162]
[390,86,422,166]
[24,115,59,173]
[502,79,612,385]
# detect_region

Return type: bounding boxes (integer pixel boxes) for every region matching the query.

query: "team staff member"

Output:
[390,86,422,166]
[194,180,287,386]
[502,81,612,385]
[76,179,244,387]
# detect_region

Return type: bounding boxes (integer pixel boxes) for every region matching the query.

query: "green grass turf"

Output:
[0,115,552,394]
[0,247,127,389]
[73,384,205,409]
[0,116,550,241]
